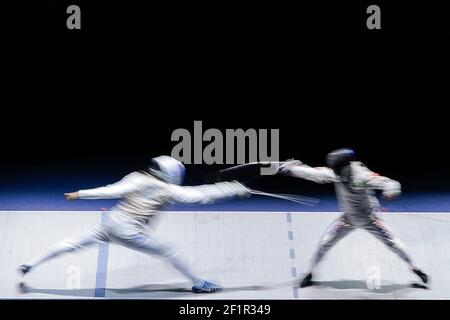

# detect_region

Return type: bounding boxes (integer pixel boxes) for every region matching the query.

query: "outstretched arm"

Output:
[167,181,250,205]
[65,172,157,200]
[278,160,338,184]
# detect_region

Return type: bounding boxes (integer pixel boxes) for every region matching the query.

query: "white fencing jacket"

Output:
[78,171,239,219]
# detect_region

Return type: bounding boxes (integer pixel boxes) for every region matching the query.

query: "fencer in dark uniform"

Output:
[279,149,429,287]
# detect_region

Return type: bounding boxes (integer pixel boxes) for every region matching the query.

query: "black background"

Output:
[2,1,450,190]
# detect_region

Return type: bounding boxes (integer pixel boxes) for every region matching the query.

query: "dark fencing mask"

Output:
[326,148,355,183]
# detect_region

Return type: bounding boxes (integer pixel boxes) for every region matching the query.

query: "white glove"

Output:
[382,181,401,200]
[228,181,251,198]
[278,160,303,175]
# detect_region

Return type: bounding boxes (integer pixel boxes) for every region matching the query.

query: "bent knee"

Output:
[319,239,334,250]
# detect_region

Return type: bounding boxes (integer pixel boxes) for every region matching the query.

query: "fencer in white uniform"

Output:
[18,156,250,293]
[279,149,429,287]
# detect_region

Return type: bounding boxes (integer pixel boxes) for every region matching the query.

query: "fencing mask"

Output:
[326,148,355,183]
[148,155,186,185]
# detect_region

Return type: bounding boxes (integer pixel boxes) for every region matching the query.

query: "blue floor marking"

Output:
[289,248,296,259]
[291,267,297,278]
[288,231,294,240]
[286,212,298,298]
[94,212,110,298]
[286,212,292,223]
